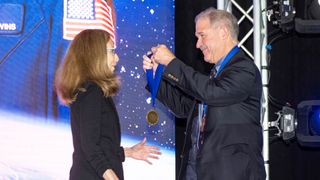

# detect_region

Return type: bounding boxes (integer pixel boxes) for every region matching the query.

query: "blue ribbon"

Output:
[146,58,164,107]
[202,45,240,113]
[215,45,240,77]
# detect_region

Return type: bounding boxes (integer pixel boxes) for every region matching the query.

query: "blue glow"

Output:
[309,106,320,135]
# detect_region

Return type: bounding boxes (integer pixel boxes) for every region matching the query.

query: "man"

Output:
[143,7,266,180]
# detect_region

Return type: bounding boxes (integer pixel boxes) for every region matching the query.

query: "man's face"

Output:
[195,17,224,64]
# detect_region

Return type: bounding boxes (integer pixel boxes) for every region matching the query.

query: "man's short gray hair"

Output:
[195,7,239,40]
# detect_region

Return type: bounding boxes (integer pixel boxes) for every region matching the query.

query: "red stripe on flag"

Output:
[63,0,115,44]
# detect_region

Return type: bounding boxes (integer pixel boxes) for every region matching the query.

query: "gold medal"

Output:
[146,109,159,125]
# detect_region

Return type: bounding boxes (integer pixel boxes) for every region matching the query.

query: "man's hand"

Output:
[151,44,176,66]
[142,52,158,73]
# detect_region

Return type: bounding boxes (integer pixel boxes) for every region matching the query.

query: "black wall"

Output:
[175,1,320,180]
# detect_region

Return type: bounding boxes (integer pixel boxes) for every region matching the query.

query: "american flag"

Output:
[63,0,115,44]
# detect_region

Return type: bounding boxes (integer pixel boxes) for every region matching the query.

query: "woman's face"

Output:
[106,41,119,72]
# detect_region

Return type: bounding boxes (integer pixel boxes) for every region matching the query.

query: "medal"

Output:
[146,109,159,125]
[145,52,164,126]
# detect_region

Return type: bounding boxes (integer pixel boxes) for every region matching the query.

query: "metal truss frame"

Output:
[217,0,269,179]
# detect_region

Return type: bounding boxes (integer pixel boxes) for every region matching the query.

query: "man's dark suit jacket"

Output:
[157,50,266,180]
[69,82,125,180]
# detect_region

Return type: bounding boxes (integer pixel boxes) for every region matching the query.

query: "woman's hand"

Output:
[103,169,119,180]
[125,137,161,164]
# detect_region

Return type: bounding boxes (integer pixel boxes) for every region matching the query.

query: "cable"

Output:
[268,94,287,109]
[268,32,285,45]
[262,4,278,12]
[269,135,281,144]
[268,28,282,38]
[266,30,294,109]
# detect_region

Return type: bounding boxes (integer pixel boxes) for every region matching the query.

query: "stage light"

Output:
[309,106,320,135]
[269,106,296,141]
[265,0,320,33]
[308,0,320,20]
[266,0,296,32]
[269,101,320,146]
[295,0,320,33]
[296,100,320,147]
[280,106,296,140]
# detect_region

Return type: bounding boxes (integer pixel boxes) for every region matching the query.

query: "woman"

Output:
[55,29,161,180]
